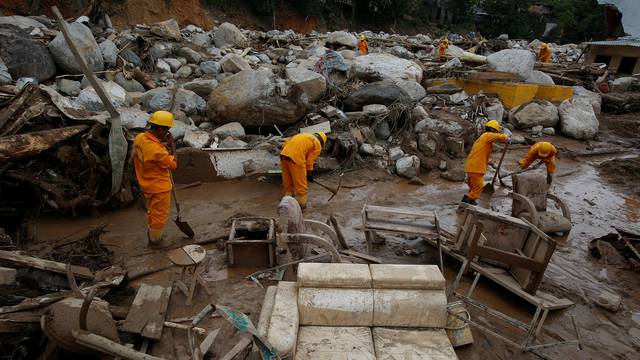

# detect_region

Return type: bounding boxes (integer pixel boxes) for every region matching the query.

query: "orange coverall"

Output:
[539,45,551,63]
[464,132,508,200]
[518,143,557,174]
[438,40,449,57]
[358,39,369,55]
[280,133,322,208]
[134,132,177,240]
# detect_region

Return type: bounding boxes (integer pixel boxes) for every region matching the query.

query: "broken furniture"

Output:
[256,263,457,359]
[168,245,209,306]
[227,217,276,268]
[361,204,439,254]
[511,172,572,235]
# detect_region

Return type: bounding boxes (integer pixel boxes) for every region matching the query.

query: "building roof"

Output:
[586,39,640,48]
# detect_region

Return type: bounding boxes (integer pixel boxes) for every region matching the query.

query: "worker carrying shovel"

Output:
[358,34,369,55]
[518,141,557,184]
[280,132,327,210]
[461,120,509,205]
[134,111,177,245]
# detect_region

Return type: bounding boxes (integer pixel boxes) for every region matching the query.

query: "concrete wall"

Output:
[598,0,640,37]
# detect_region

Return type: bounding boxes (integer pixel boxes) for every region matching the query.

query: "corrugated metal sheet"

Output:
[586,39,640,48]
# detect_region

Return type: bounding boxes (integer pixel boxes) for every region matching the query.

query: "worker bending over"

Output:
[280,132,327,209]
[462,120,509,205]
[519,141,557,184]
[438,37,449,58]
[539,42,551,63]
[358,35,369,55]
[134,111,177,245]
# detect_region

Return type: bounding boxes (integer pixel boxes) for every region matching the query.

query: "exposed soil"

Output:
[598,156,640,196]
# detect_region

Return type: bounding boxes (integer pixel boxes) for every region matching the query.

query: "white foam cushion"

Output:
[370,264,445,290]
[295,326,375,360]
[298,288,374,326]
[373,289,447,327]
[297,263,372,288]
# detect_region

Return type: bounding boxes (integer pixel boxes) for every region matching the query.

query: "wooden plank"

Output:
[365,221,435,235]
[300,121,331,134]
[150,327,176,360]
[474,245,546,273]
[126,253,174,280]
[122,283,172,340]
[0,125,89,162]
[0,291,71,315]
[365,205,435,218]
[0,250,94,279]
[72,329,166,360]
[219,337,252,360]
[461,204,529,229]
[338,249,383,264]
[199,328,221,355]
[329,215,349,250]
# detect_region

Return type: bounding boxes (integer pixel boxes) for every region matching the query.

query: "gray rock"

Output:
[558,99,599,140]
[0,58,12,85]
[184,79,218,98]
[164,58,182,72]
[396,155,420,178]
[77,81,129,111]
[99,40,118,67]
[350,53,422,83]
[200,60,221,74]
[414,117,464,137]
[438,160,447,171]
[211,122,245,138]
[327,31,357,47]
[15,77,36,91]
[156,58,171,73]
[0,29,56,82]
[220,54,251,73]
[120,107,150,129]
[388,147,404,161]
[219,137,248,148]
[485,99,505,122]
[445,137,465,158]
[525,70,554,85]
[374,121,391,140]
[340,50,356,60]
[531,125,544,137]
[213,22,248,49]
[178,47,202,64]
[256,54,271,63]
[449,91,469,104]
[394,80,426,102]
[207,68,307,127]
[285,67,326,102]
[175,88,206,115]
[169,119,194,140]
[199,122,213,130]
[48,22,103,74]
[191,32,211,47]
[441,167,465,182]
[141,87,173,112]
[363,104,389,116]
[114,72,145,92]
[498,34,509,40]
[149,43,173,59]
[344,81,411,111]
[208,47,222,57]
[511,135,526,144]
[390,46,413,59]
[183,129,211,149]
[509,100,559,129]
[612,77,637,91]
[176,65,193,78]
[543,127,555,135]
[487,49,535,80]
[56,78,81,96]
[359,143,376,156]
[120,49,141,67]
[418,133,437,156]
[572,86,602,115]
[245,55,260,64]
[0,16,45,30]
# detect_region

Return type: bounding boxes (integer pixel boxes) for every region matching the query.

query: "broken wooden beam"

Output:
[0,291,71,315]
[122,283,172,340]
[338,249,383,264]
[72,329,166,360]
[219,337,252,360]
[0,125,89,163]
[329,215,349,250]
[0,250,94,279]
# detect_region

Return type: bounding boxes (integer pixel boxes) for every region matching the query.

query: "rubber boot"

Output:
[296,193,308,212]
[147,227,164,246]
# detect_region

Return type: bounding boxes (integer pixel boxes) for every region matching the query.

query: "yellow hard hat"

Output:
[541,42,548,48]
[314,131,327,146]
[537,142,554,157]
[149,111,174,128]
[360,35,365,40]
[485,119,501,132]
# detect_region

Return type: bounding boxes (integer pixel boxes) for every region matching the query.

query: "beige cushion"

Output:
[266,281,298,357]
[298,288,374,326]
[370,264,445,290]
[373,289,447,327]
[295,326,375,360]
[256,286,277,337]
[297,263,372,288]
[373,328,458,360]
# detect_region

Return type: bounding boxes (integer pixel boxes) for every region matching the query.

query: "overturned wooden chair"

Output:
[512,172,572,236]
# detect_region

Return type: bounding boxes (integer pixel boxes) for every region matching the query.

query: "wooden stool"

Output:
[168,245,208,305]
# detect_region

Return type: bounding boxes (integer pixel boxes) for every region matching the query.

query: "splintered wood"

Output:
[122,283,172,340]
[0,250,94,279]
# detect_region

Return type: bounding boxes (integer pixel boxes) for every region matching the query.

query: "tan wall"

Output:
[585,45,640,74]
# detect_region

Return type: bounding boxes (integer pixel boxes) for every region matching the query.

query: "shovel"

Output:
[483,143,508,195]
[312,174,343,202]
[170,172,195,238]
[499,161,544,184]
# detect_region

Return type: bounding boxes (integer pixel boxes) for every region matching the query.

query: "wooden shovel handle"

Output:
[491,143,509,185]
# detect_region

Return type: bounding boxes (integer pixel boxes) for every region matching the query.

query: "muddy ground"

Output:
[21,120,640,359]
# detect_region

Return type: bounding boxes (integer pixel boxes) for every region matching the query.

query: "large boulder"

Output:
[120,107,151,130]
[0,29,56,81]
[174,88,206,115]
[558,99,599,140]
[178,47,202,64]
[0,59,11,85]
[211,122,245,138]
[395,80,426,101]
[487,49,535,80]
[349,54,422,83]
[99,40,118,68]
[48,22,103,74]
[286,67,326,102]
[572,86,602,115]
[183,129,211,149]
[396,155,420,178]
[344,81,411,111]
[184,79,219,98]
[213,22,247,49]
[140,87,173,112]
[0,16,45,31]
[350,53,422,83]
[509,100,559,129]
[326,31,357,48]
[77,81,129,111]
[207,68,307,127]
[525,70,554,85]
[114,72,145,92]
[220,54,251,73]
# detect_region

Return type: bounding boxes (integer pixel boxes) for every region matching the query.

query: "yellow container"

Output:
[535,84,573,102]
[446,301,474,347]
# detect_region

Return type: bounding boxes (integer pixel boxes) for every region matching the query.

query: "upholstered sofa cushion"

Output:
[298,288,374,326]
[295,326,376,360]
[373,289,447,327]
[373,327,458,359]
[297,263,372,288]
[370,264,445,290]
[266,281,298,357]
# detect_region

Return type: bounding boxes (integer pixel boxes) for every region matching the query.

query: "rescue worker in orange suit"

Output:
[518,141,557,184]
[462,120,509,205]
[539,42,551,63]
[134,111,177,245]
[438,37,449,58]
[280,132,327,209]
[358,35,369,55]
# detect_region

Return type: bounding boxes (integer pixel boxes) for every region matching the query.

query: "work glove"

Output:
[547,172,553,185]
[307,172,314,182]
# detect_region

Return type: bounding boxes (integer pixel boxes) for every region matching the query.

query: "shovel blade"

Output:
[175,218,195,238]
[482,182,495,195]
